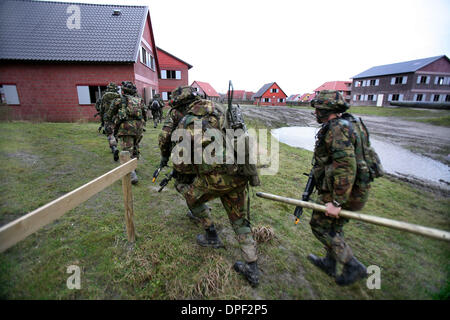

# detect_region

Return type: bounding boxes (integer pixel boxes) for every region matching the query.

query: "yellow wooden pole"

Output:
[256,192,450,242]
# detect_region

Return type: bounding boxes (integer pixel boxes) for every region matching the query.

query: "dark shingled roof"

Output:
[352,55,447,79]
[253,82,275,98]
[0,0,148,62]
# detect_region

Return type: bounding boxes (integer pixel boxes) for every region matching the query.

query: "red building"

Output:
[157,47,193,101]
[314,81,352,103]
[253,82,288,106]
[191,81,220,101]
[0,1,160,121]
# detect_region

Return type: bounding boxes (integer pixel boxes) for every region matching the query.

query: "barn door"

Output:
[376,94,384,107]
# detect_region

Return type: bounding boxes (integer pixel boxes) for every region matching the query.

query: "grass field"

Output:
[0,120,449,300]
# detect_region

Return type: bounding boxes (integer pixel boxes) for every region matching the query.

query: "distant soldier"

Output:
[158,86,260,287]
[307,90,369,286]
[107,81,147,184]
[97,83,120,160]
[149,93,164,128]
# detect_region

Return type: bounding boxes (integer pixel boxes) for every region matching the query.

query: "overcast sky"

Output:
[45,0,450,95]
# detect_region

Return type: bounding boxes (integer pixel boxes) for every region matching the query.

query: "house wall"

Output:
[0,61,135,122]
[134,14,159,104]
[157,49,190,101]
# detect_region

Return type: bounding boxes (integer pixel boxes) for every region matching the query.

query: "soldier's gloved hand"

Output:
[160,156,169,168]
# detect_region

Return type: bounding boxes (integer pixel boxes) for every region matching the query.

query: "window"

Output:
[391,76,407,85]
[416,94,423,102]
[263,98,270,102]
[370,80,376,86]
[392,94,400,101]
[0,84,20,105]
[394,77,402,84]
[141,47,147,65]
[140,46,155,70]
[418,76,428,84]
[270,88,278,93]
[278,98,285,103]
[437,77,445,85]
[368,94,374,101]
[446,95,450,102]
[77,85,106,104]
[160,70,181,80]
[356,95,361,101]
[433,94,440,102]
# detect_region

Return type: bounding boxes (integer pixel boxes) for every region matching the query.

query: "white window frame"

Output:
[161,70,167,79]
[77,85,91,105]
[175,71,181,80]
[2,84,20,105]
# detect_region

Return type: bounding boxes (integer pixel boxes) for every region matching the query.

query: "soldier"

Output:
[98,82,120,161]
[307,90,368,286]
[158,86,260,287]
[107,81,147,184]
[148,93,164,128]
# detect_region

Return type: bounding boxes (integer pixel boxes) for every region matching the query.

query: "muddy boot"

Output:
[196,225,224,248]
[111,146,119,162]
[335,257,367,286]
[234,261,259,288]
[307,252,337,277]
[130,170,138,185]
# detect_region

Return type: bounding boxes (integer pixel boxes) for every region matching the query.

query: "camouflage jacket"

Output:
[100,92,120,122]
[107,94,147,136]
[149,97,165,110]
[313,117,357,206]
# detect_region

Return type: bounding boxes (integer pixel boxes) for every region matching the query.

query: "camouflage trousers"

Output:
[118,135,142,159]
[175,172,257,263]
[309,190,368,264]
[104,122,117,148]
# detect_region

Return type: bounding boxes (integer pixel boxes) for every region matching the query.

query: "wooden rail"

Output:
[256,192,450,242]
[0,152,137,253]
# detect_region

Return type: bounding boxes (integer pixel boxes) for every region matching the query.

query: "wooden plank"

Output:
[120,152,135,243]
[256,192,450,242]
[0,158,137,253]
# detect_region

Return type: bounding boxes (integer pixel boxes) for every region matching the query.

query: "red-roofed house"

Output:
[253,82,288,106]
[191,81,220,101]
[314,81,352,103]
[299,93,316,102]
[157,47,192,101]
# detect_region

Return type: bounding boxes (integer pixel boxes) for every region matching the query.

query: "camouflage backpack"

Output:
[101,92,120,116]
[118,95,144,121]
[172,100,260,186]
[340,113,384,183]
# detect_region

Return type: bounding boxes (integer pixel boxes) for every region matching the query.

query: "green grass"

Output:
[412,115,450,127]
[0,120,449,299]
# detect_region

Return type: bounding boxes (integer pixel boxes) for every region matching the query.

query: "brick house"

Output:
[0,0,160,121]
[252,82,288,106]
[314,81,352,103]
[190,81,220,101]
[157,47,192,101]
[351,55,450,107]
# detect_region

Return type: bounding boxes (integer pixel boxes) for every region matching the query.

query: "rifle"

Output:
[293,169,315,224]
[158,170,174,192]
[152,166,163,183]
[227,80,246,131]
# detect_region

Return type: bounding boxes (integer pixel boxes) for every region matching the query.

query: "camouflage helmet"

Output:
[311,90,349,112]
[121,81,137,95]
[170,86,198,107]
[106,82,118,93]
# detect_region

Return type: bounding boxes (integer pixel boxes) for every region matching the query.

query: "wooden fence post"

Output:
[120,151,136,243]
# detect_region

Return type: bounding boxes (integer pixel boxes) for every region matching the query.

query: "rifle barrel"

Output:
[256,192,450,242]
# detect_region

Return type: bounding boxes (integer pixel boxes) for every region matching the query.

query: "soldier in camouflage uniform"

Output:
[308,90,368,286]
[107,81,147,184]
[158,86,260,287]
[97,83,120,161]
[148,93,165,128]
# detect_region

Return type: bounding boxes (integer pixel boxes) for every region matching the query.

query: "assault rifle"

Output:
[152,165,173,192]
[227,80,246,131]
[293,169,315,224]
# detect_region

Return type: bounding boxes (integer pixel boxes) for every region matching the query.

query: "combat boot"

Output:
[335,257,367,286]
[196,225,224,248]
[307,252,337,277]
[234,261,259,288]
[111,146,119,162]
[130,170,138,185]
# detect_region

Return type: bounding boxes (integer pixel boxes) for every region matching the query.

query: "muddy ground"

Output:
[240,104,450,196]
